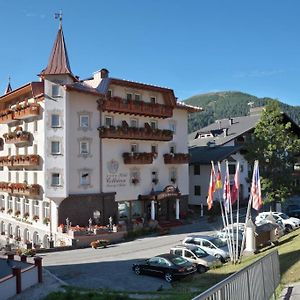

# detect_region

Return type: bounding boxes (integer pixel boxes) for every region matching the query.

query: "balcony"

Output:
[14,102,40,120]
[163,153,190,164]
[0,182,40,197]
[0,110,14,124]
[98,96,173,118]
[0,155,40,168]
[98,122,173,141]
[3,127,30,145]
[123,152,154,164]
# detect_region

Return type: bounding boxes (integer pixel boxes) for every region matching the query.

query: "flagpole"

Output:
[235,162,240,263]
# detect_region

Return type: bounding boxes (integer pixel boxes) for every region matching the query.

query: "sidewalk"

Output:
[279,282,300,300]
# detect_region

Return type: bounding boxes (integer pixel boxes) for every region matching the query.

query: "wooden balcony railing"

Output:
[0,155,40,168]
[123,152,154,164]
[98,97,173,118]
[98,122,173,141]
[0,110,14,124]
[0,182,40,196]
[3,127,30,145]
[163,153,190,164]
[14,102,40,120]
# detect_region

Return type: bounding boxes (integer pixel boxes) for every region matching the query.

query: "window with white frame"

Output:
[24,199,30,214]
[24,146,28,155]
[130,118,138,128]
[80,171,90,186]
[80,141,90,155]
[169,167,177,184]
[51,114,60,128]
[52,85,60,97]
[79,114,89,129]
[34,172,38,184]
[34,120,38,132]
[44,202,50,218]
[105,116,113,127]
[0,195,5,210]
[151,144,158,154]
[169,144,176,154]
[8,197,13,210]
[169,120,177,133]
[51,173,60,186]
[151,170,159,185]
[34,144,38,155]
[8,172,11,182]
[8,147,11,156]
[24,172,28,184]
[131,143,138,153]
[16,198,21,213]
[33,200,39,216]
[150,96,156,104]
[16,172,19,183]
[150,120,157,130]
[130,168,140,185]
[134,94,141,101]
[51,141,60,155]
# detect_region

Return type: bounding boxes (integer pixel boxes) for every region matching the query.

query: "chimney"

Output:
[100,68,109,78]
[223,128,228,137]
[228,118,233,126]
[216,120,221,130]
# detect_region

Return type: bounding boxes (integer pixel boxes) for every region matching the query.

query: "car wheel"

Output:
[197,265,207,273]
[165,272,173,283]
[285,225,293,233]
[215,254,225,263]
[134,265,141,275]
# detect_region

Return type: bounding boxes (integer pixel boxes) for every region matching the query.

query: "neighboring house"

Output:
[188,107,300,211]
[0,24,200,248]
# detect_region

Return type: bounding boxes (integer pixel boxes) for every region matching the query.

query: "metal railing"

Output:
[192,250,280,300]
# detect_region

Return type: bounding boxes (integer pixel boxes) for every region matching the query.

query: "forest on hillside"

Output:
[185,91,300,133]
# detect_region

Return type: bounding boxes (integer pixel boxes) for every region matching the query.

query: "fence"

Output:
[192,250,280,300]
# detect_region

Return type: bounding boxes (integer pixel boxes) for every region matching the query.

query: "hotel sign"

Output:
[106,159,128,187]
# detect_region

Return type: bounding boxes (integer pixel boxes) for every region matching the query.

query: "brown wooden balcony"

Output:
[98,96,173,118]
[0,182,40,196]
[0,110,15,124]
[98,122,173,141]
[14,102,40,120]
[0,156,13,167]
[3,127,30,145]
[123,152,154,164]
[163,153,190,164]
[0,155,40,168]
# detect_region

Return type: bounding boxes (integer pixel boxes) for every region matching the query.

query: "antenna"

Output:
[54,10,63,28]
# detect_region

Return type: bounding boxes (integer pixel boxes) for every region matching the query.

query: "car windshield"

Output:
[278,213,289,220]
[210,237,227,248]
[170,256,189,266]
[192,247,208,258]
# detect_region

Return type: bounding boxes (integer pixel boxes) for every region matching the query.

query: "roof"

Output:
[4,82,12,94]
[65,82,102,96]
[189,145,242,164]
[189,114,261,147]
[176,101,203,113]
[40,26,76,79]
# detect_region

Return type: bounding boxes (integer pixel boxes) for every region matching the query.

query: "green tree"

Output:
[246,102,300,205]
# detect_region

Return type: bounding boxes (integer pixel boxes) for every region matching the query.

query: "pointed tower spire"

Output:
[4,76,12,94]
[40,13,75,80]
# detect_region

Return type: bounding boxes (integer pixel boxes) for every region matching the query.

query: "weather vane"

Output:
[54,10,63,28]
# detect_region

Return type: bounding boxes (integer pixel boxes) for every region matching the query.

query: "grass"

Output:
[43,230,300,299]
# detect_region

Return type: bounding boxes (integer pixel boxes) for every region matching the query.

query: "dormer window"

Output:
[52,85,60,98]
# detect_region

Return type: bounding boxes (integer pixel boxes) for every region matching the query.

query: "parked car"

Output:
[182,235,230,262]
[255,218,285,237]
[170,245,221,273]
[132,253,197,283]
[255,212,300,233]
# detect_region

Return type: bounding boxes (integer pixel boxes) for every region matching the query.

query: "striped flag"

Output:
[215,162,223,190]
[231,162,240,205]
[251,161,262,210]
[207,162,216,210]
[223,162,231,212]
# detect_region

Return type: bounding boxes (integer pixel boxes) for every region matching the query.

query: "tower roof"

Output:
[4,79,12,94]
[40,26,75,79]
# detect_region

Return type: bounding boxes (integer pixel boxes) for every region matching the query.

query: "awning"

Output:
[138,185,181,201]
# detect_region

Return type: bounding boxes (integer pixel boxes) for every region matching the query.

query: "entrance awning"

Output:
[138,185,181,201]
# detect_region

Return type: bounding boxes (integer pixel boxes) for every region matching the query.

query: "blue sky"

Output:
[0,0,300,105]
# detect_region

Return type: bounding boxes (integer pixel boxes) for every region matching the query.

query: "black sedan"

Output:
[132,253,197,283]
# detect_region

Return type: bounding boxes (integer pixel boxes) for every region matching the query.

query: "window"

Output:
[8,172,11,182]
[130,168,140,185]
[24,122,28,131]
[33,200,39,216]
[151,144,158,154]
[80,115,89,128]
[24,146,28,155]
[80,141,89,155]
[24,172,28,184]
[229,164,236,175]
[150,120,157,129]
[126,93,132,101]
[131,144,138,153]
[169,121,176,133]
[8,197,13,210]
[51,141,60,155]
[0,196,5,210]
[107,89,112,98]
[15,198,21,213]
[240,164,244,173]
[44,202,50,218]
[16,148,19,155]
[51,114,60,128]
[150,96,156,104]
[169,144,176,154]
[105,116,113,127]
[134,94,141,101]
[170,168,177,184]
[34,172,38,184]
[194,164,200,175]
[34,144,38,155]
[24,199,30,214]
[34,120,38,132]
[130,119,138,128]
[8,147,11,156]
[80,171,90,185]
[16,173,19,183]
[52,85,60,97]
[152,170,158,185]
[194,185,201,196]
[51,173,60,186]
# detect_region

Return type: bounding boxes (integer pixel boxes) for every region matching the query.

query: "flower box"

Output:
[90,239,110,249]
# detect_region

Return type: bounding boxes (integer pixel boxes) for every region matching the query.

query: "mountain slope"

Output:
[184,91,300,133]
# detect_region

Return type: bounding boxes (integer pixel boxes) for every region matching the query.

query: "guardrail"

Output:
[192,250,280,300]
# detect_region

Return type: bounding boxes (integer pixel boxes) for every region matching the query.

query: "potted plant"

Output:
[0,207,4,212]
[7,208,13,214]
[15,210,21,216]
[90,239,109,249]
[43,217,50,225]
[23,212,30,219]
[33,215,39,222]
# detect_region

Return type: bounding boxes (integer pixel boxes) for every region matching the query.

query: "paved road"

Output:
[38,219,222,292]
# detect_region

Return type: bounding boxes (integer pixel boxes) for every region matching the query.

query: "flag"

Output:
[207,162,216,210]
[215,162,223,190]
[251,161,262,210]
[231,162,240,205]
[223,162,231,212]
